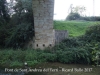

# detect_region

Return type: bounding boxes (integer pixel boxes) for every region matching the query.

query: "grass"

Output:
[0,49,57,68]
[0,49,41,68]
[54,20,100,37]
[0,46,91,68]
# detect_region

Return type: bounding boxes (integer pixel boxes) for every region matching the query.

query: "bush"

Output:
[39,53,57,62]
[77,24,100,64]
[5,23,34,48]
[66,13,81,20]
[66,12,100,21]
[53,37,91,64]
[82,16,100,21]
[10,61,23,68]
[62,38,82,47]
[56,50,74,63]
[82,24,100,42]
[0,24,9,48]
[0,49,57,67]
[55,46,91,64]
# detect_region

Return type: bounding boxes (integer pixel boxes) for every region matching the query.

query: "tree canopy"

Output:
[0,0,10,24]
[0,0,34,48]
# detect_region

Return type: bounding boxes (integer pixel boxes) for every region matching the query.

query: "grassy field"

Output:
[54,21,100,37]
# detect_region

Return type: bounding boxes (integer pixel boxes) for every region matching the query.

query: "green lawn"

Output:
[54,21,100,37]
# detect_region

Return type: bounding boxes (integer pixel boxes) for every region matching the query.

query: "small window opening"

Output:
[49,44,52,47]
[37,44,38,47]
[43,44,45,47]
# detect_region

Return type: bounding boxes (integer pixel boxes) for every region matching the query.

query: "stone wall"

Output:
[33,0,55,49]
[55,30,68,44]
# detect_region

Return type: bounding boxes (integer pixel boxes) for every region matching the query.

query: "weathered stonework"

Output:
[33,0,55,49]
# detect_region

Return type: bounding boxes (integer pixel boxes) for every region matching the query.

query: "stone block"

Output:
[33,1,39,4]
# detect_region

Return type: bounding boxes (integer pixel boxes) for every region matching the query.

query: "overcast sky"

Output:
[7,0,100,20]
[54,0,100,20]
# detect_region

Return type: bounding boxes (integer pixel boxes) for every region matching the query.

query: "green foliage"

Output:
[56,50,74,63]
[81,16,100,21]
[62,38,81,47]
[66,12,81,20]
[5,23,34,48]
[10,61,23,68]
[25,50,38,61]
[0,0,34,48]
[1,32,100,67]
[0,0,10,48]
[54,21,99,37]
[4,0,34,49]
[0,24,9,48]
[11,0,33,24]
[0,49,25,63]
[57,48,90,64]
[0,49,57,67]
[0,18,100,66]
[54,24,100,64]
[26,60,38,66]
[0,0,10,23]
[84,24,100,42]
[81,41,100,65]
[91,49,100,65]
[77,24,100,64]
[38,53,57,62]
[54,38,91,64]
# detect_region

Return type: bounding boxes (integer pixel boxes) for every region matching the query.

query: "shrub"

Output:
[0,24,9,48]
[82,16,100,21]
[88,42,100,65]
[10,61,23,68]
[82,24,100,42]
[62,38,82,47]
[5,23,34,48]
[55,46,91,64]
[77,24,100,64]
[26,60,39,67]
[53,37,92,64]
[25,50,38,61]
[56,50,74,63]
[39,53,57,62]
[92,51,100,65]
[66,12,81,20]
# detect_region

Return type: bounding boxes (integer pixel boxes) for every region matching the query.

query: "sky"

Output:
[7,0,100,20]
[54,0,100,20]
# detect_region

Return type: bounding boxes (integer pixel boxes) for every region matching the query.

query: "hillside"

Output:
[54,21,100,37]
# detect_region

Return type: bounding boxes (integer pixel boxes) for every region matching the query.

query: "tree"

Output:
[68,4,74,14]
[5,0,34,48]
[72,6,86,16]
[0,0,10,24]
[66,12,81,20]
[0,0,10,48]
[66,5,86,20]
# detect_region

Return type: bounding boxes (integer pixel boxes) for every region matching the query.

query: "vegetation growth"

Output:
[0,23,100,67]
[0,0,34,48]
[54,21,100,37]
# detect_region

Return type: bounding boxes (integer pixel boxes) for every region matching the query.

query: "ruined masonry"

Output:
[32,0,55,49]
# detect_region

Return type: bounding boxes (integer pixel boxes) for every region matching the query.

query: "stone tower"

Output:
[33,0,55,49]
